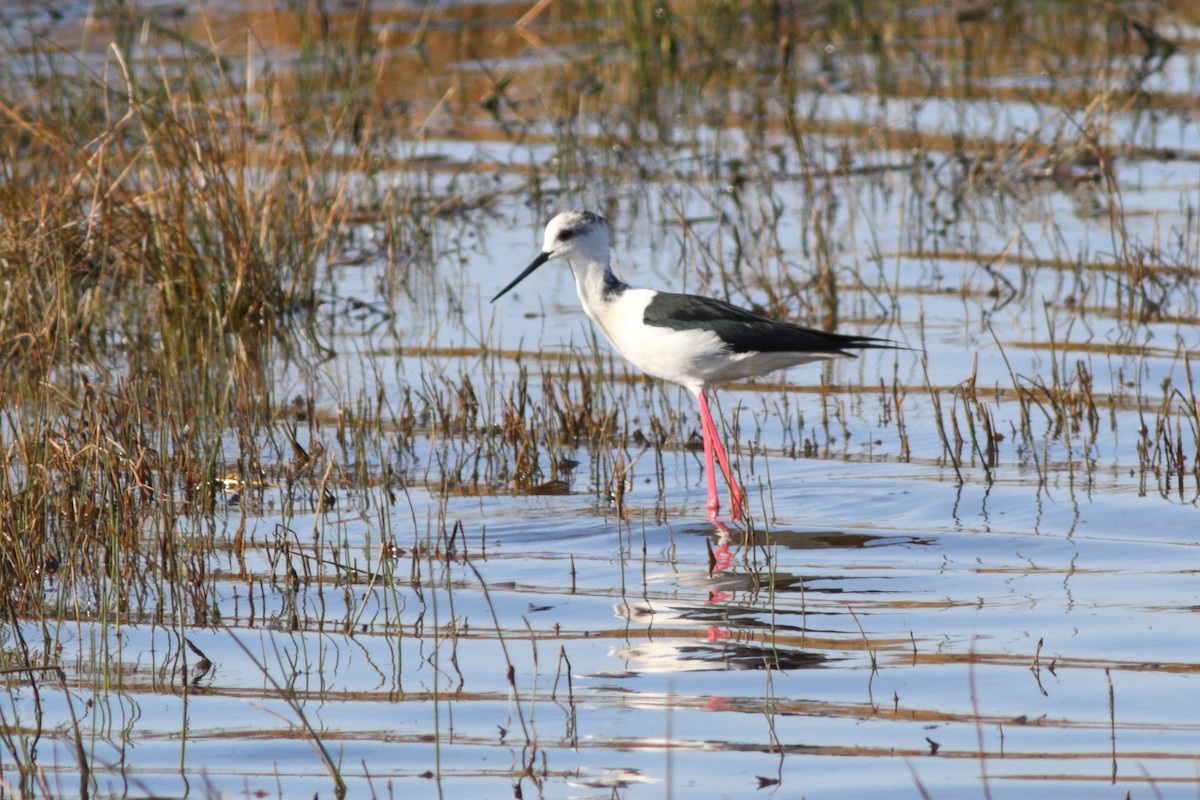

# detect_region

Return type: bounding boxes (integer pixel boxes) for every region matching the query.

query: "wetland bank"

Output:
[1,1,1199,798]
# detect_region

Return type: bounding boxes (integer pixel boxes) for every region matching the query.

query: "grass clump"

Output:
[0,21,375,616]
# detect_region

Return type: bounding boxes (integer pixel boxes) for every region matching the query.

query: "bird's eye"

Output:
[558,230,575,242]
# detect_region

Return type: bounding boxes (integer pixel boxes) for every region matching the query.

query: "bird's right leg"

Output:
[701,415,721,521]
[696,391,722,520]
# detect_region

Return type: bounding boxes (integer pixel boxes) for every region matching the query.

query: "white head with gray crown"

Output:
[491,210,612,303]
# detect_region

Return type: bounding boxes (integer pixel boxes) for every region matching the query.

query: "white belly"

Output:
[581,288,831,392]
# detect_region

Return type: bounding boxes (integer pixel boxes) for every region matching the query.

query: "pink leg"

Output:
[710,423,745,521]
[698,393,721,520]
[696,391,745,521]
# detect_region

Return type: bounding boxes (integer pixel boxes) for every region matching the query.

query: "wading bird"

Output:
[492,210,894,522]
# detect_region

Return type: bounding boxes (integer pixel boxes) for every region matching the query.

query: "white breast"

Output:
[581,288,734,393]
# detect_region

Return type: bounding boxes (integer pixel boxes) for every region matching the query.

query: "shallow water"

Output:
[4,2,1200,798]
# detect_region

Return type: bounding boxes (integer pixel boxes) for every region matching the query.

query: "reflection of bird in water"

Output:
[613,589,827,674]
[694,522,933,584]
[709,521,735,573]
[493,210,897,521]
[606,524,932,675]
[610,638,828,673]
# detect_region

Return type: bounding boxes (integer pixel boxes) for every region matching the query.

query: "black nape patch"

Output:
[601,270,628,301]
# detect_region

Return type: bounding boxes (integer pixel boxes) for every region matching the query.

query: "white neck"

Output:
[566,253,625,318]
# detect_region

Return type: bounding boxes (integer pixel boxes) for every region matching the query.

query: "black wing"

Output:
[643,291,891,355]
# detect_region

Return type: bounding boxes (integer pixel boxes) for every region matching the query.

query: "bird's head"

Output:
[540,210,608,260]
[492,211,609,302]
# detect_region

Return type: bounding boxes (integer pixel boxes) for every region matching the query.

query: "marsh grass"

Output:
[0,39,344,611]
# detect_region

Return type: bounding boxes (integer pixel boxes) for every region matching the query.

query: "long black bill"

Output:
[491,251,550,302]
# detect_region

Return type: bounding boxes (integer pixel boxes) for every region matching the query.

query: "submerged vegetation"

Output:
[1,0,1199,797]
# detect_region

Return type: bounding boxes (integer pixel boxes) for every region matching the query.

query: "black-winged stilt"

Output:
[492,210,895,522]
